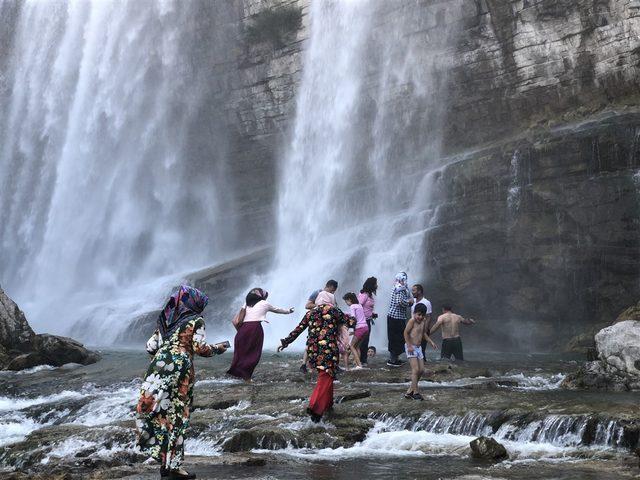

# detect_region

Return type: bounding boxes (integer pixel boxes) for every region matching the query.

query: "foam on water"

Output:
[0,391,85,412]
[184,438,222,457]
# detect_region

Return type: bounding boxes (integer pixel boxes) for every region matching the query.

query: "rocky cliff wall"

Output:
[219,0,640,349]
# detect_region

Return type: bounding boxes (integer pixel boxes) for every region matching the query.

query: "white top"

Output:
[411,297,432,315]
[243,299,290,323]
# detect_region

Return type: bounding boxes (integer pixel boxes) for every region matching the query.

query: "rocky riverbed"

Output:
[1,349,638,479]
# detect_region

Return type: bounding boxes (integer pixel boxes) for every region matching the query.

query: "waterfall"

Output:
[258,0,464,347]
[0,1,241,342]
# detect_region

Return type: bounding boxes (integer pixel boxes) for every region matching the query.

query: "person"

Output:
[305,279,339,309]
[367,345,377,359]
[403,303,438,400]
[387,272,413,367]
[277,303,354,422]
[227,288,294,381]
[338,323,351,370]
[136,285,227,480]
[343,292,367,369]
[357,277,377,366]
[411,284,432,354]
[300,288,337,373]
[429,304,475,361]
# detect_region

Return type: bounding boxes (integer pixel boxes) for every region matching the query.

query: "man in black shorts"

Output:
[428,304,475,360]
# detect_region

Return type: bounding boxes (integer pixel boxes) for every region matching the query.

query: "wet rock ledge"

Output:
[0,285,100,371]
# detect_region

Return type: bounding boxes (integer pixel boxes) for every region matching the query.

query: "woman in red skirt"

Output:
[277,303,355,422]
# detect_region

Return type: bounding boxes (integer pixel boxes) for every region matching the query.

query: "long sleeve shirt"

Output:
[243,300,290,323]
[357,292,375,319]
[388,288,411,320]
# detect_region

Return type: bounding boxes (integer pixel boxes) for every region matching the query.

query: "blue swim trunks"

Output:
[404,344,424,359]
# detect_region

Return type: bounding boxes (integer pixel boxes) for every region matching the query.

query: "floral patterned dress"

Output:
[136,315,219,469]
[280,304,355,377]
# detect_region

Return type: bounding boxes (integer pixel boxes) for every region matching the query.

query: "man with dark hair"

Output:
[429,304,475,361]
[411,284,432,353]
[305,280,339,310]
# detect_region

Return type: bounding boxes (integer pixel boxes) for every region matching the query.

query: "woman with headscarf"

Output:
[136,285,227,480]
[386,272,414,367]
[277,301,355,422]
[227,287,294,381]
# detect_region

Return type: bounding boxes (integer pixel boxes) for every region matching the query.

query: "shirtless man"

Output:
[403,303,438,400]
[429,304,475,361]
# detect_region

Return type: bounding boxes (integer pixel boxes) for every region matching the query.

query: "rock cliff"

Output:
[223,0,640,349]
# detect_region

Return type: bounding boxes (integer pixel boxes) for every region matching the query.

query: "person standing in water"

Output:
[278,302,354,422]
[343,292,367,369]
[387,272,413,367]
[227,288,294,381]
[403,303,438,400]
[411,284,432,355]
[357,277,377,366]
[305,279,339,309]
[300,283,338,373]
[429,304,475,361]
[137,285,227,480]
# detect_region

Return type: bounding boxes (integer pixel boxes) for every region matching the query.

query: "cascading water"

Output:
[258,0,465,347]
[0,1,242,342]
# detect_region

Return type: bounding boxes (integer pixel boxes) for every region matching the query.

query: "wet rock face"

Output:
[469,436,509,461]
[595,320,640,377]
[0,285,35,352]
[0,286,100,370]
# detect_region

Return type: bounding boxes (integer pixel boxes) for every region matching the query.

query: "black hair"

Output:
[360,276,378,295]
[342,292,359,305]
[245,292,263,308]
[442,303,452,311]
[326,279,338,289]
[413,284,424,295]
[414,303,427,315]
[368,346,376,353]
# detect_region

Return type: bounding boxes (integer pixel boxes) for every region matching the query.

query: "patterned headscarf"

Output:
[393,272,408,292]
[157,285,209,340]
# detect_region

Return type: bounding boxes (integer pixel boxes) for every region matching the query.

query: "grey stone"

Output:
[469,436,509,461]
[595,320,640,377]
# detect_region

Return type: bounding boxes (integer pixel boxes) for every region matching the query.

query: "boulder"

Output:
[0,285,100,371]
[595,320,640,378]
[0,285,35,351]
[469,436,509,461]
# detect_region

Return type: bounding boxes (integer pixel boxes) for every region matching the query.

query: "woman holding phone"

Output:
[227,287,294,381]
[136,285,227,480]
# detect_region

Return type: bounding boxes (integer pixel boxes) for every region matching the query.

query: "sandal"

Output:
[169,469,196,479]
[411,392,424,401]
[404,391,414,399]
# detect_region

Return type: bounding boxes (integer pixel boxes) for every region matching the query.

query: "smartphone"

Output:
[219,340,231,348]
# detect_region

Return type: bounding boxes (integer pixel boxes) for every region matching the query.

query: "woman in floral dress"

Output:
[277,302,355,422]
[136,285,226,480]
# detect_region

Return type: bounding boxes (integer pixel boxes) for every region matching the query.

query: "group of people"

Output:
[135,273,475,479]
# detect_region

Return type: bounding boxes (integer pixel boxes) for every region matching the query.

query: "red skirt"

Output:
[309,370,334,416]
[227,322,264,380]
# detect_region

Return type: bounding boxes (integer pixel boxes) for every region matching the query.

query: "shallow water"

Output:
[0,350,638,479]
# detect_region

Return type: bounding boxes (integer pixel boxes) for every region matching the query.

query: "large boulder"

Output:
[469,436,509,461]
[595,320,640,378]
[0,285,100,371]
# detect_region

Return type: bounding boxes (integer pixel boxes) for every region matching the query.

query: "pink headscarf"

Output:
[315,290,336,306]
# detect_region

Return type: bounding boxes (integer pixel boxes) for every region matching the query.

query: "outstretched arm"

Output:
[461,316,475,325]
[277,312,311,351]
[267,303,295,314]
[192,317,226,357]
